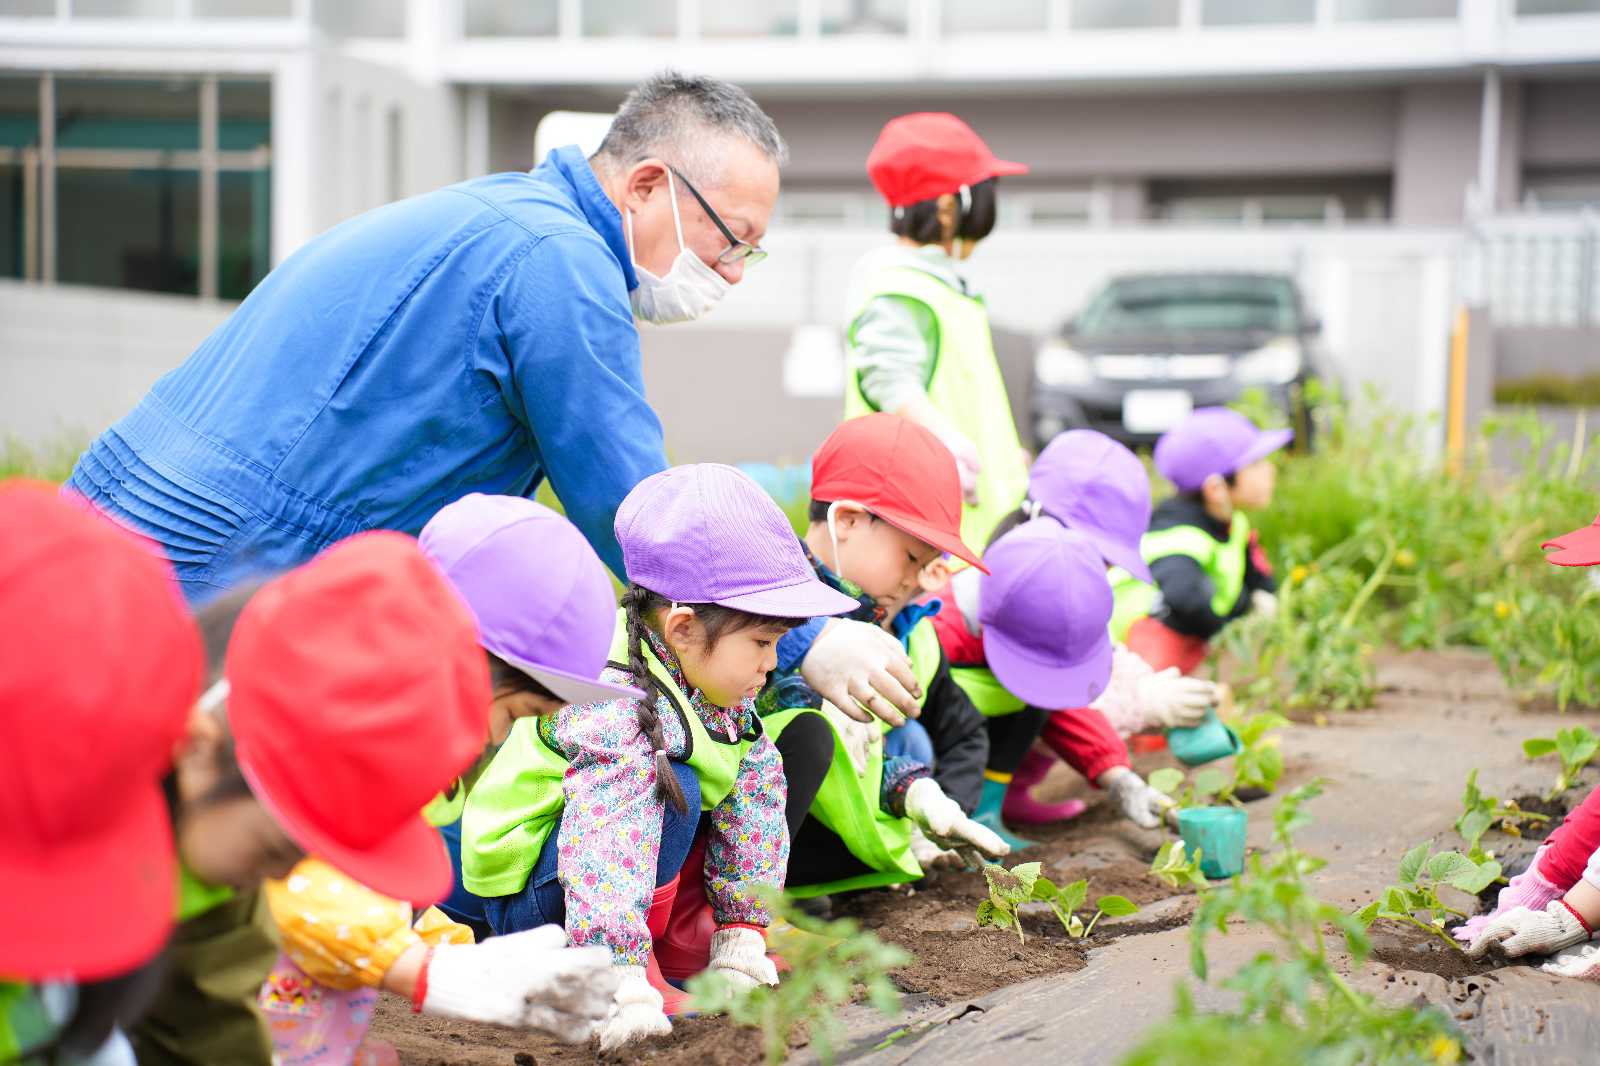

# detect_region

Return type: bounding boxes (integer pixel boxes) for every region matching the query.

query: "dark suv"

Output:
[1029,272,1326,447]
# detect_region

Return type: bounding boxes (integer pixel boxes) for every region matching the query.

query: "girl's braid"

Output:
[621,584,691,815]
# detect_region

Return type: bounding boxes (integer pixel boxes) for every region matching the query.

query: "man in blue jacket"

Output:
[67,71,778,593]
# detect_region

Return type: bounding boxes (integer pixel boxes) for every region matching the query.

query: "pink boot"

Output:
[1002,747,1089,826]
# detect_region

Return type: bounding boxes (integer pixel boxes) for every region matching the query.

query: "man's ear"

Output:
[622,160,671,214]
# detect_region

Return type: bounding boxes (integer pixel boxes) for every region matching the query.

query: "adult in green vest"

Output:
[1112,407,1289,676]
[761,414,1009,898]
[844,112,1032,554]
[0,482,202,1066]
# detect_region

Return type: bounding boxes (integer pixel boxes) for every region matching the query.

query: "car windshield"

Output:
[1076,276,1298,336]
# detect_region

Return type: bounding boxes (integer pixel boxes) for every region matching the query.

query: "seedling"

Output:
[1149,839,1210,891]
[1149,766,1233,809]
[1455,768,1548,873]
[975,861,1138,945]
[687,892,910,1066]
[1523,726,1600,799]
[1229,711,1290,795]
[1354,843,1500,948]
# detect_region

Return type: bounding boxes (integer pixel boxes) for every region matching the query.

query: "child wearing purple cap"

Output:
[981,430,1222,825]
[1115,407,1290,677]
[461,465,859,1052]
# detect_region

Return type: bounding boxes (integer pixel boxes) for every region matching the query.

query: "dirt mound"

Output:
[1368,923,1502,981]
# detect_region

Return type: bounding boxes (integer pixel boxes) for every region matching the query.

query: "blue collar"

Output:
[799,539,941,650]
[535,145,638,292]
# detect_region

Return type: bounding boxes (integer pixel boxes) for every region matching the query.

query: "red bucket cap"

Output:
[1544,513,1600,567]
[227,531,490,906]
[0,480,202,981]
[866,112,1029,209]
[811,413,988,573]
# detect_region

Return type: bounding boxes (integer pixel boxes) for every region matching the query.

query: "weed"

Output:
[687,893,910,1066]
[1523,726,1600,799]
[1353,843,1500,948]
[975,861,1137,945]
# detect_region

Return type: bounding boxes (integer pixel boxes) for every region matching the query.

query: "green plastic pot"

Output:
[1177,805,1248,879]
[1167,707,1243,767]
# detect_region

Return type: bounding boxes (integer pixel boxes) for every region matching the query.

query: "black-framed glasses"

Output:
[666,164,768,267]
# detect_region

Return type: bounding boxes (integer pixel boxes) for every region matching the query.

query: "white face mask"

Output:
[625,169,731,325]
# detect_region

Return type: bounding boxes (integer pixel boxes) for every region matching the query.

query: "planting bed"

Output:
[370,649,1600,1064]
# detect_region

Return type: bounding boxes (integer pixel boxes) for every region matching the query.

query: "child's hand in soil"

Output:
[598,965,673,1051]
[422,924,617,1040]
[905,777,1010,864]
[1542,942,1600,980]
[1465,900,1590,960]
[1453,846,1561,943]
[1102,768,1175,831]
[708,926,779,991]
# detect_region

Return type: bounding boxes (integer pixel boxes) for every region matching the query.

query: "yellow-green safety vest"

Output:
[766,620,944,898]
[176,862,234,923]
[1108,512,1252,642]
[846,264,1029,553]
[460,610,759,898]
[948,661,1027,718]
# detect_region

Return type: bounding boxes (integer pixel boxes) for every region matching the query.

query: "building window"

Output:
[1203,0,1314,26]
[1516,0,1600,13]
[1336,0,1457,18]
[1,73,272,300]
[820,0,910,34]
[702,1,802,36]
[944,0,1050,33]
[464,0,560,36]
[582,0,676,36]
[1149,176,1391,225]
[1072,0,1180,29]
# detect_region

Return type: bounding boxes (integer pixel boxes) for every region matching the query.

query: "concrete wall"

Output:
[1494,327,1600,380]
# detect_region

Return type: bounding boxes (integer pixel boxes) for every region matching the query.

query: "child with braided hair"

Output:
[461,465,857,1052]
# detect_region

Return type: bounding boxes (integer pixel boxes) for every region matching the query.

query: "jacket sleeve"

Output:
[492,232,668,580]
[1149,554,1230,640]
[551,696,664,967]
[917,649,989,813]
[1090,644,1157,737]
[1243,531,1278,596]
[1537,783,1600,893]
[776,617,829,675]
[1039,706,1130,786]
[704,735,789,930]
[846,295,939,413]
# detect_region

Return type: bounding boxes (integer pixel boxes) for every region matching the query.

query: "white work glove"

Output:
[1465,900,1591,960]
[907,825,963,870]
[421,925,617,1041]
[1453,845,1561,942]
[707,927,779,992]
[1136,668,1218,730]
[799,618,922,728]
[597,965,671,1052]
[821,700,879,777]
[904,777,1010,863]
[1103,767,1174,830]
[1250,590,1279,620]
[1542,941,1600,980]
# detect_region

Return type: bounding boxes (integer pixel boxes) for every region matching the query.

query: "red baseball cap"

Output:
[866,112,1029,209]
[1544,513,1600,567]
[226,531,490,906]
[1,480,202,981]
[811,413,988,573]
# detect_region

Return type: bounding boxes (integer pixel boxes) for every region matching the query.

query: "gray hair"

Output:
[594,70,788,186]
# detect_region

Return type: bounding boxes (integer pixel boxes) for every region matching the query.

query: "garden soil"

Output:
[370,649,1600,1065]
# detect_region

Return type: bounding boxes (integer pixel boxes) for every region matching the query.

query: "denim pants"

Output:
[481,761,701,935]
[884,719,934,767]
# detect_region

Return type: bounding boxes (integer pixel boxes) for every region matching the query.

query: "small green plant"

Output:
[1353,843,1500,948]
[1120,781,1464,1065]
[1455,768,1548,870]
[1149,765,1233,809]
[1523,726,1600,799]
[687,893,911,1066]
[1229,711,1290,794]
[975,861,1138,945]
[1149,839,1210,891]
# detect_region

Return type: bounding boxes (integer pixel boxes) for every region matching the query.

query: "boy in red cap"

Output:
[1,481,203,1065]
[1458,511,1600,978]
[846,112,1032,554]
[763,413,1011,895]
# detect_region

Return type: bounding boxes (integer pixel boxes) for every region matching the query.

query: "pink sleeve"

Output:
[1089,645,1155,738]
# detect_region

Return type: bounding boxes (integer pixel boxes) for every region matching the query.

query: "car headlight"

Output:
[1233,337,1302,385]
[1035,343,1095,388]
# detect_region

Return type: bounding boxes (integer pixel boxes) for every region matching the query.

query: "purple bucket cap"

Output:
[979,518,1115,709]
[419,494,642,707]
[1154,407,1293,493]
[1028,429,1154,583]
[615,464,860,619]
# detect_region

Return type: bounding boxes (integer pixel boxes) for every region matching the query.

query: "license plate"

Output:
[1123,389,1193,434]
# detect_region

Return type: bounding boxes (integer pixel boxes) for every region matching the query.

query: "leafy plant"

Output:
[687,893,911,1066]
[1523,726,1600,799]
[1149,839,1210,891]
[1149,765,1233,809]
[1353,843,1500,948]
[1229,711,1290,794]
[975,861,1137,945]
[1119,781,1463,1065]
[1455,768,1548,872]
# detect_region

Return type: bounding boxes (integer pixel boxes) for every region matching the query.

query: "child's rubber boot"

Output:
[644,877,694,1016]
[972,773,1037,852]
[1002,747,1089,826]
[654,836,716,985]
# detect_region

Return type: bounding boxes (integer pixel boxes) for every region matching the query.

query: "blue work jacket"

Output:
[68,146,666,600]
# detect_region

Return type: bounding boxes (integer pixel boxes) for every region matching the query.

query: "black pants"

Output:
[985,706,1047,776]
[772,710,833,838]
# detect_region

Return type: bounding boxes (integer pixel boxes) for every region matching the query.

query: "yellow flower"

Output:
[1290,565,1309,585]
[1494,600,1512,620]
[1395,548,1416,568]
[1428,1036,1461,1064]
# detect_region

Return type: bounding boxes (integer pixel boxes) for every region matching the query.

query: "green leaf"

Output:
[1354,900,1381,926]
[1456,808,1493,848]
[1148,767,1185,795]
[1424,851,1476,886]
[1010,862,1044,899]
[1381,886,1411,916]
[1030,877,1059,902]
[974,900,1001,928]
[1098,894,1139,917]
[1397,843,1429,884]
[1058,878,1089,915]
[1194,768,1230,797]
[1524,737,1558,758]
